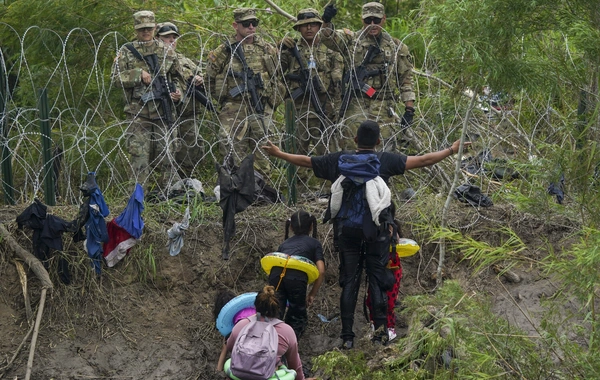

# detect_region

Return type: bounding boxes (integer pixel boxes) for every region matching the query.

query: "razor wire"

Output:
[0,23,566,208]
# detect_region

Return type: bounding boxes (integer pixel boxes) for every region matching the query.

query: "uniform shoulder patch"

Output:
[208,51,217,62]
[343,28,353,36]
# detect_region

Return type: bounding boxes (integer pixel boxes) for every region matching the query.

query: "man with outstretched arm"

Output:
[262,120,470,349]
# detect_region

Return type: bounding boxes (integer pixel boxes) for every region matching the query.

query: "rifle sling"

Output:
[124,44,173,124]
[289,46,327,117]
[124,43,160,75]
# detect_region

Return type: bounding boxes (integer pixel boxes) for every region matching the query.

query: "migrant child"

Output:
[269,210,325,339]
[366,218,403,342]
[213,289,256,371]
[226,285,315,380]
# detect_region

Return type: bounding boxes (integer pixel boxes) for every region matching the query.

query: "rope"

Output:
[275,256,291,291]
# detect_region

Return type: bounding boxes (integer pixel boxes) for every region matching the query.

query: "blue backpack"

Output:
[336,153,381,235]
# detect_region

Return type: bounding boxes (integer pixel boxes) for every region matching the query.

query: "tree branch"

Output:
[263,0,296,21]
[436,89,478,287]
[0,224,53,289]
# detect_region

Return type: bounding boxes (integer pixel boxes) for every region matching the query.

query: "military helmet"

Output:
[293,8,323,30]
[156,22,180,37]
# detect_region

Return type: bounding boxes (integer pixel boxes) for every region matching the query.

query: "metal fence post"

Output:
[0,57,14,204]
[284,99,297,205]
[38,88,55,205]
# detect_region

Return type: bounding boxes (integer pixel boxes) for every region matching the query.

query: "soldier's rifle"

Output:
[227,42,265,118]
[286,45,328,123]
[338,44,381,119]
[183,76,218,113]
[124,44,176,128]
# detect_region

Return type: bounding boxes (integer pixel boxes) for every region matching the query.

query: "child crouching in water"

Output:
[268,210,325,339]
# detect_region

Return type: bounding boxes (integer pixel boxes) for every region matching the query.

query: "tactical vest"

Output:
[177,54,204,116]
[287,42,342,95]
[213,35,277,105]
[116,40,178,119]
[350,33,405,98]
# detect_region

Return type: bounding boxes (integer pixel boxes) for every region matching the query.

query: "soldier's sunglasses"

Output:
[297,12,318,20]
[363,17,382,24]
[157,25,179,35]
[239,19,259,28]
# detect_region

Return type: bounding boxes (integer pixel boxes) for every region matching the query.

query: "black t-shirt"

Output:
[277,234,324,263]
[271,234,324,282]
[311,150,407,184]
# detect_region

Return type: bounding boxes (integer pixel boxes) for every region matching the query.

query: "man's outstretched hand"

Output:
[261,140,281,156]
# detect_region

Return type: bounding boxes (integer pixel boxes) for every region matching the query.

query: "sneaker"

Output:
[388,327,397,342]
[340,339,354,350]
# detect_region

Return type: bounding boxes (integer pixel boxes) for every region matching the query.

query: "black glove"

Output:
[280,36,296,50]
[322,4,337,23]
[400,106,415,129]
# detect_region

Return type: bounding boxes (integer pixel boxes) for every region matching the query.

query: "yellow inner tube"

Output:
[261,252,320,284]
[392,238,420,257]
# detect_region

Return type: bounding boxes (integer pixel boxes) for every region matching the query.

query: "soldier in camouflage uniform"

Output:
[205,8,280,173]
[280,8,344,157]
[156,22,210,179]
[320,2,416,151]
[111,11,183,193]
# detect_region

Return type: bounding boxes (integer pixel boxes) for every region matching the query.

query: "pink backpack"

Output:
[230,314,282,380]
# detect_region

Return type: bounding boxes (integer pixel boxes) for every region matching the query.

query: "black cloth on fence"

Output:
[217,155,256,260]
[16,199,74,284]
[71,172,99,242]
[454,184,493,207]
[254,171,284,205]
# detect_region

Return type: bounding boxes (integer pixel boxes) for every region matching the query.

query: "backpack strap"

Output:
[255,313,283,326]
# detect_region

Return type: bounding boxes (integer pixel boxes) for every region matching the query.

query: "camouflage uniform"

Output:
[205,9,279,173]
[111,11,182,189]
[174,53,212,178]
[280,9,344,157]
[322,3,415,151]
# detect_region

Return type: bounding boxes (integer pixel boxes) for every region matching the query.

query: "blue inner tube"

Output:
[216,292,257,337]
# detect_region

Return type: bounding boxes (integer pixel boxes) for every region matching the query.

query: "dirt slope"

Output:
[0,199,578,379]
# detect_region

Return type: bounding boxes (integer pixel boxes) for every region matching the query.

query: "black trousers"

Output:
[338,226,394,340]
[269,270,308,339]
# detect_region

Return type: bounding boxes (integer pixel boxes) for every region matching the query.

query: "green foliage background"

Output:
[1,0,600,376]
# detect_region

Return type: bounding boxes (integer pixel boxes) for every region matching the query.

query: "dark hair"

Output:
[254,285,280,318]
[285,210,317,239]
[356,120,380,148]
[213,289,236,322]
